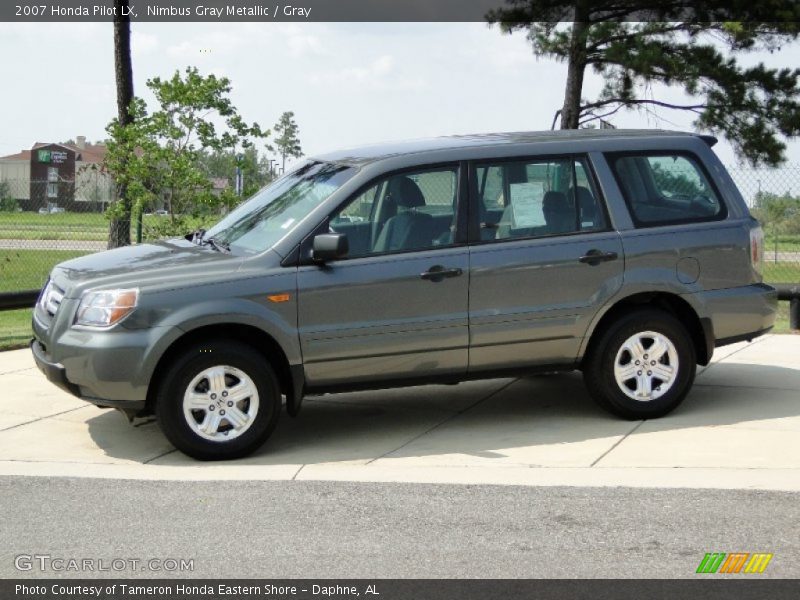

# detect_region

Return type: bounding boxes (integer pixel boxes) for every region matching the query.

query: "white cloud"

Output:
[132,31,159,56]
[286,32,325,57]
[209,66,229,79]
[1,22,799,164]
[165,40,196,60]
[165,30,244,60]
[63,81,115,105]
[308,55,424,91]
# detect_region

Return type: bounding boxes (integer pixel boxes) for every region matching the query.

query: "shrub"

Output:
[0,197,19,212]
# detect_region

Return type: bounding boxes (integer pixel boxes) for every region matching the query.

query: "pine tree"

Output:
[273,111,303,172]
[487,2,800,165]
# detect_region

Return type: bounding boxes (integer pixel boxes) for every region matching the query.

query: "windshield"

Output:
[202,161,357,255]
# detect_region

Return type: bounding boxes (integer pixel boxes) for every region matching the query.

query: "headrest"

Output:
[542,191,570,214]
[572,186,596,218]
[389,177,426,208]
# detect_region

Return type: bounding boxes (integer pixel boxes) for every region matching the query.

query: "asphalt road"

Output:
[1,477,797,579]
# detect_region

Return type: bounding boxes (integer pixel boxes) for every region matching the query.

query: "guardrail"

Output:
[775,284,800,330]
[0,289,40,311]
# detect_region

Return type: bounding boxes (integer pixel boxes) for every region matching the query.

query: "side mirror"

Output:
[312,233,349,262]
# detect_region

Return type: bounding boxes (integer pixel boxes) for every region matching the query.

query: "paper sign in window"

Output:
[509,182,546,228]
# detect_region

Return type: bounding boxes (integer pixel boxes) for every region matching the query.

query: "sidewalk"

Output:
[1,335,799,490]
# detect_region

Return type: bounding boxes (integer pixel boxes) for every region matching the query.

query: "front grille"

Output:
[39,280,65,318]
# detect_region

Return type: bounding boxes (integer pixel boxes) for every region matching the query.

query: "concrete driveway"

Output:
[1,334,799,490]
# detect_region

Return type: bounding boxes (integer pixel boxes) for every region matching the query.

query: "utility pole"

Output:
[235,153,243,197]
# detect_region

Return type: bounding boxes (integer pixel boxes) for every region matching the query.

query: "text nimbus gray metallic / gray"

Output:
[146,4,310,18]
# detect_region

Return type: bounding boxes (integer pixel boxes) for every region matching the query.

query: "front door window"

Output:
[329,166,460,258]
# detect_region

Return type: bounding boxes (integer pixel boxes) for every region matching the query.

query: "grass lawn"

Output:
[0,211,206,242]
[763,262,800,284]
[0,309,32,351]
[0,212,107,240]
[772,300,797,335]
[0,249,88,292]
[764,234,800,253]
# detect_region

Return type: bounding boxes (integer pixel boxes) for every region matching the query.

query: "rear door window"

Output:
[474,157,607,242]
[608,153,725,226]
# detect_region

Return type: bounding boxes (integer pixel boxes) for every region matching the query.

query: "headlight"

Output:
[74,288,139,328]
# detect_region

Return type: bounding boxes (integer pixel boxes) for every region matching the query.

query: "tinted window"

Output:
[329,166,459,258]
[609,153,724,226]
[476,157,606,242]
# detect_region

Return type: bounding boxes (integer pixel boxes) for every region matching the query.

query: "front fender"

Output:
[160,297,302,366]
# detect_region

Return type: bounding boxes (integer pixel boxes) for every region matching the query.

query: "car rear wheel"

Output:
[155,341,280,460]
[583,309,696,420]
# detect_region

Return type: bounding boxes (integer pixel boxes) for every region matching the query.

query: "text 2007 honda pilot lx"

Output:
[31,130,777,460]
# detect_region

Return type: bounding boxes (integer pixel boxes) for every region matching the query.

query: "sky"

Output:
[1,21,800,179]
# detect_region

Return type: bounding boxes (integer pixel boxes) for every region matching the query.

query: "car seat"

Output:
[372,177,434,253]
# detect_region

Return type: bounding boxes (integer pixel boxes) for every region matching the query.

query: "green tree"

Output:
[487,2,800,165]
[273,111,303,171]
[104,67,269,235]
[650,161,703,197]
[751,192,800,234]
[198,145,275,200]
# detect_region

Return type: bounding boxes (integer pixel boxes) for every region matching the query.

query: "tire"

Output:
[155,341,281,460]
[583,309,696,420]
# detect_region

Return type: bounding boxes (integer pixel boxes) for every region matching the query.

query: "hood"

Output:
[54,238,245,296]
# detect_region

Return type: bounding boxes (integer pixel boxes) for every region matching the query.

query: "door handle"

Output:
[578,249,618,266]
[420,265,463,282]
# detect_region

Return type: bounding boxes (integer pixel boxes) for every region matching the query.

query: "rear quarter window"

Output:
[607,152,726,227]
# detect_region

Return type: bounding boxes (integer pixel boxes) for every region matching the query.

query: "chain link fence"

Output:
[727,166,800,284]
[0,179,218,294]
[2,166,800,297]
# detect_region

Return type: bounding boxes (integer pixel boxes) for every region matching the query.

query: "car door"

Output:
[467,155,624,372]
[297,164,470,388]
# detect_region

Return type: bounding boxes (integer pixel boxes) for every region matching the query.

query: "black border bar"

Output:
[4,579,800,600]
[4,1,800,23]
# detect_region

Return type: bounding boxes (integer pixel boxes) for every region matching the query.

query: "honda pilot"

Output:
[31,130,778,460]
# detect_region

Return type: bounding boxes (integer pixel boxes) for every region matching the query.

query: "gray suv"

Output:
[31,130,777,460]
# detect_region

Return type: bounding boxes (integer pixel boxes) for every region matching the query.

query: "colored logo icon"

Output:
[696,553,773,574]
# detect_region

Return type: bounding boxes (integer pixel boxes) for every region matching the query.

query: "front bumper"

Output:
[31,338,81,398]
[30,336,149,412]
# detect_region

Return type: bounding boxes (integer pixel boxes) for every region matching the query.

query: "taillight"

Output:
[750,225,764,279]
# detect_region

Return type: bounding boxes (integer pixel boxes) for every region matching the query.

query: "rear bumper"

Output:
[689,283,778,348]
[716,326,774,348]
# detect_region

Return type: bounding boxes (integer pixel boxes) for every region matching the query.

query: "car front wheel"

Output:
[155,341,281,460]
[583,309,696,420]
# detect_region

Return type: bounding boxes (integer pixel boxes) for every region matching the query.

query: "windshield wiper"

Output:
[189,228,230,253]
[203,236,230,253]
